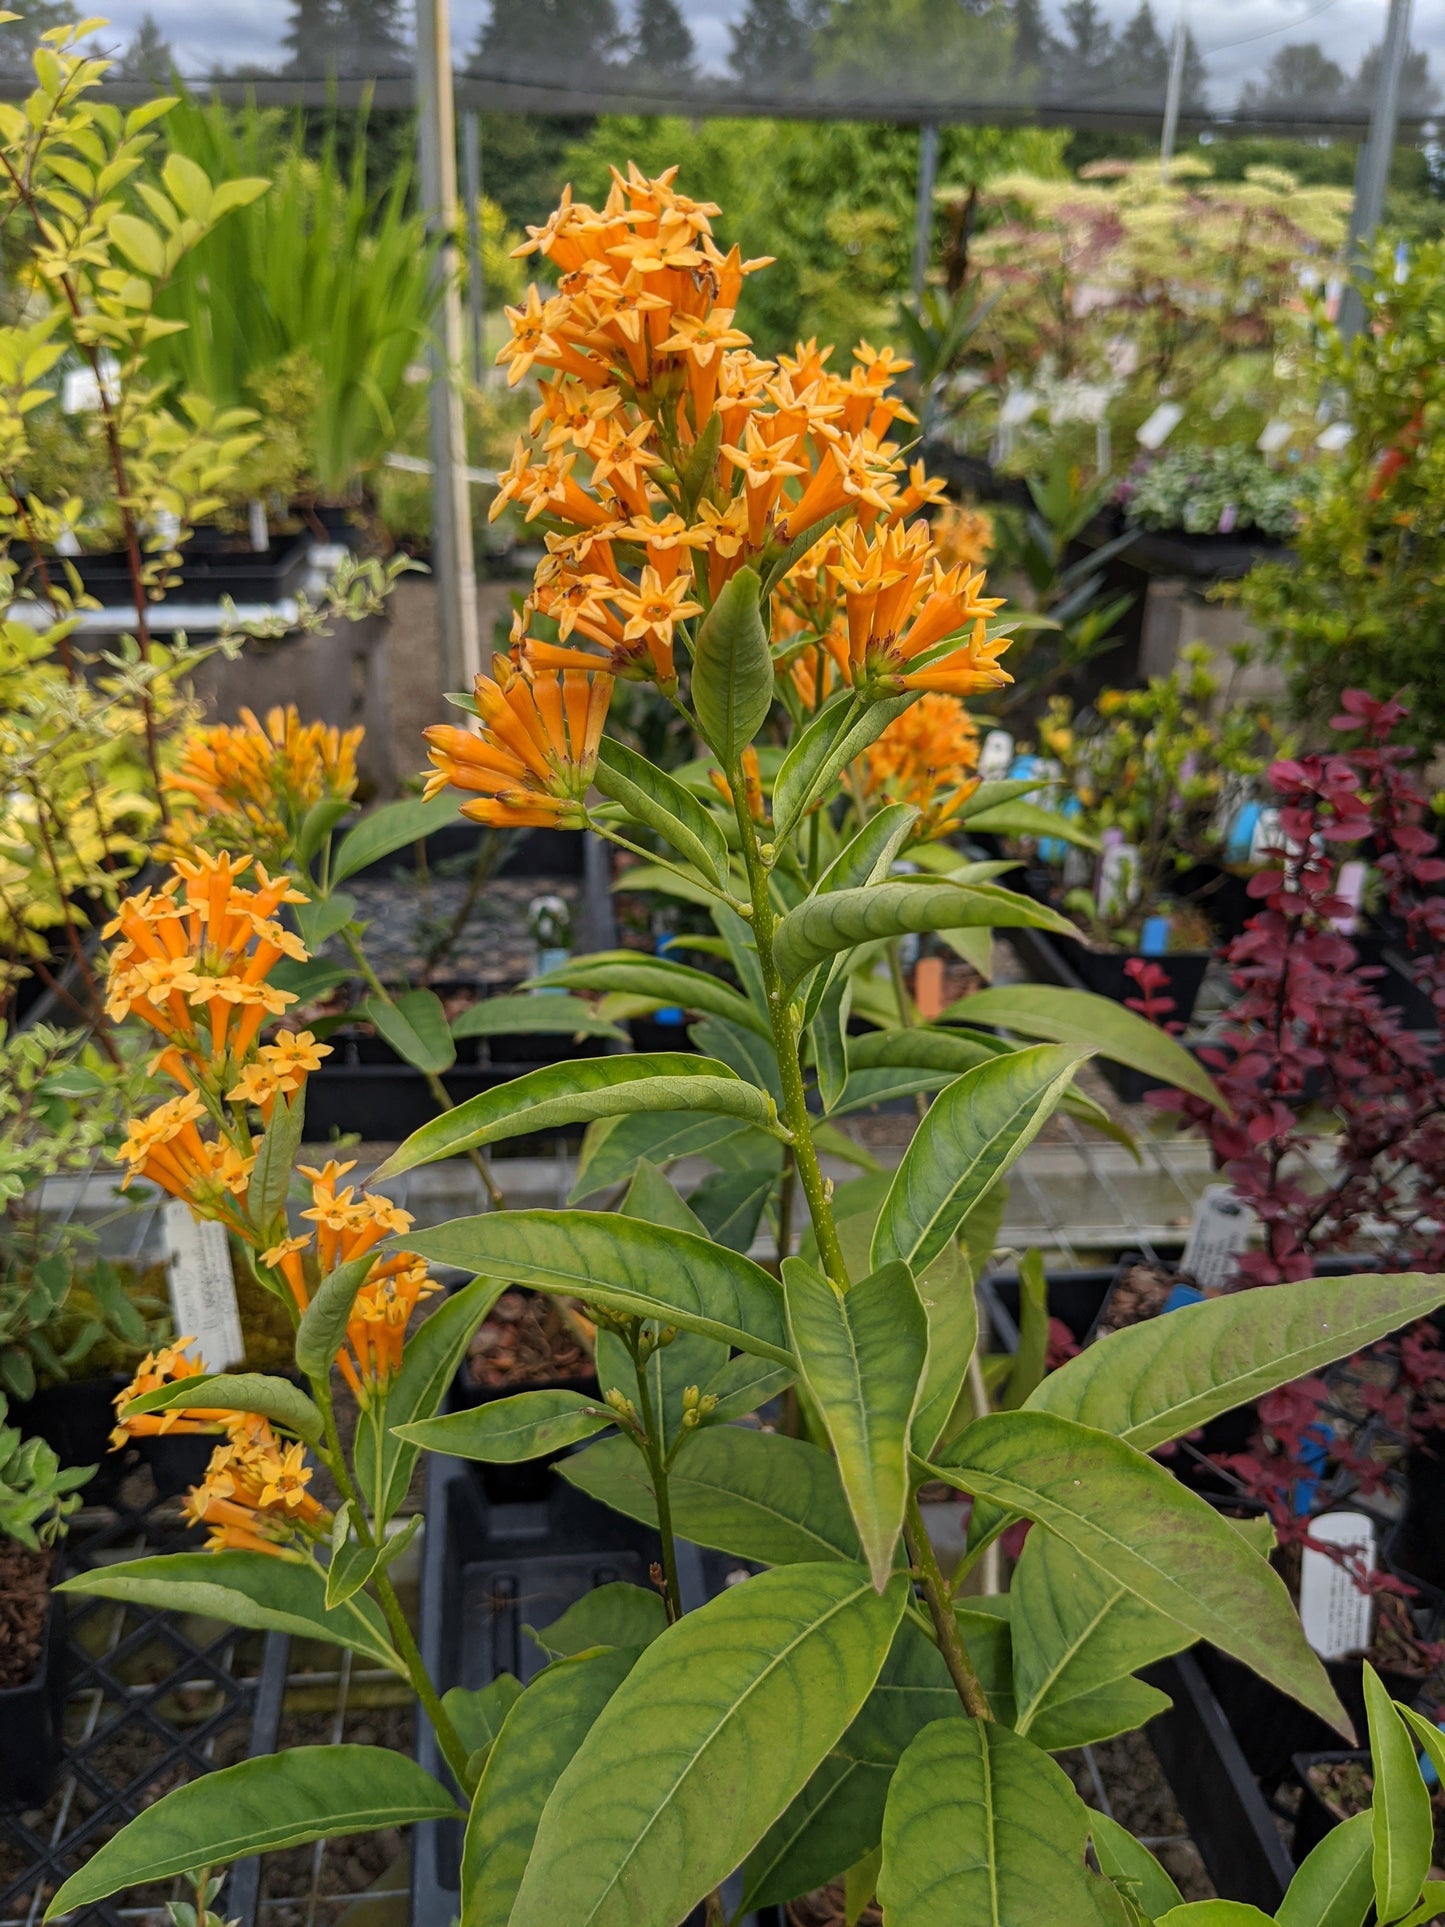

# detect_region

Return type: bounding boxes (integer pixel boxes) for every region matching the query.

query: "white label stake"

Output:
[163,1199,244,1370]
[1299,1512,1376,1660]
[1181,1184,1254,1291]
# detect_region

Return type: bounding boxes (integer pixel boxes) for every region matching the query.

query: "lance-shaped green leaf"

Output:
[370,1054,779,1182]
[444,1675,522,1779]
[1364,1662,1433,1922]
[811,974,852,1115]
[354,1275,507,1529]
[1277,1810,1374,1927]
[929,1411,1351,1736]
[878,1717,1122,1926]
[774,878,1076,990]
[1002,1248,1049,1412]
[527,1583,668,1661]
[947,982,1225,1112]
[690,1165,776,1254]
[462,1647,638,1927]
[1008,1530,1192,1742]
[760,503,853,596]
[448,993,627,1043]
[911,1244,978,1458]
[509,1563,907,1927]
[965,801,1100,846]
[570,1111,758,1202]
[1090,1810,1184,1919]
[57,1552,401,1670]
[396,1211,791,1364]
[783,1257,926,1590]
[361,987,456,1074]
[1028,1271,1445,1452]
[594,736,731,889]
[325,1511,420,1609]
[561,1427,860,1566]
[44,1746,457,1917]
[294,890,356,950]
[872,1045,1088,1274]
[329,788,462,883]
[396,1389,614,1463]
[122,1370,322,1445]
[1157,1908,1277,1924]
[294,1252,381,1378]
[691,564,773,766]
[700,1349,794,1422]
[815,802,921,897]
[249,1085,305,1230]
[530,950,770,1037]
[773,692,916,839]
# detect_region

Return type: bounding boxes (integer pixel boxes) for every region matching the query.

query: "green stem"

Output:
[629,1335,684,1623]
[341,926,504,1208]
[904,1488,992,1721]
[729,773,850,1292]
[313,1379,476,1791]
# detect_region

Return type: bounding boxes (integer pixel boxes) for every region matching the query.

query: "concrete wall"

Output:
[1138,579,1287,708]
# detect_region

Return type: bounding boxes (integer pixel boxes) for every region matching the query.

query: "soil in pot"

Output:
[0,1540,64,1807]
[787,1882,881,1925]
[0,1541,50,1690]
[1295,1751,1445,1868]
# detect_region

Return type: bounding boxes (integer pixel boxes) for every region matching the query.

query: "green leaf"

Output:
[360,988,456,1074]
[526,1582,668,1661]
[562,1427,860,1566]
[929,1411,1350,1736]
[396,1389,613,1462]
[1009,1529,1191,1743]
[620,1156,707,1234]
[689,1166,776,1253]
[531,951,770,1038]
[109,210,166,275]
[372,1054,776,1182]
[1090,1810,1184,1918]
[911,1245,978,1458]
[354,1276,506,1529]
[295,796,355,869]
[773,693,916,840]
[294,1253,380,1379]
[250,1087,305,1230]
[690,564,773,766]
[878,1717,1120,1925]
[1364,1661,1433,1922]
[700,1350,795,1422]
[594,737,731,889]
[1002,1247,1048,1411]
[508,1564,907,1927]
[1394,1884,1445,1927]
[57,1553,400,1670]
[1277,1810,1374,1927]
[950,983,1225,1113]
[396,1211,791,1364]
[329,789,462,885]
[123,1370,322,1445]
[845,1846,882,1925]
[444,1674,522,1776]
[782,1257,926,1589]
[690,1012,780,1098]
[325,1513,420,1609]
[760,504,853,597]
[463,1647,637,1927]
[812,974,852,1115]
[45,1747,455,1916]
[267,956,352,1002]
[1156,1908,1276,1925]
[294,890,356,951]
[570,1111,756,1202]
[1031,1676,1173,1752]
[871,1045,1088,1274]
[965,801,1100,847]
[774,878,1077,991]
[1029,1271,1445,1452]
[1399,1702,1445,1788]
[448,993,627,1043]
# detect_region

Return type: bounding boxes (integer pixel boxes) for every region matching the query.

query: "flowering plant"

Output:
[50,169,1445,1927]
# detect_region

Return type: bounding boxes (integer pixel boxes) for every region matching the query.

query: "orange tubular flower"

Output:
[709,745,766,824]
[162,705,362,866]
[184,1413,329,1556]
[423,656,613,829]
[336,1255,439,1403]
[110,1340,232,1448]
[830,525,1012,698]
[865,693,982,839]
[116,1092,256,1235]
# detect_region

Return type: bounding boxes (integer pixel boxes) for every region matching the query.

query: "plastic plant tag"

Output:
[1331,860,1369,936]
[1298,1511,1376,1660]
[1140,916,1171,957]
[1136,402,1184,450]
[163,1199,244,1370]
[1257,419,1292,455]
[978,730,1014,780]
[1180,1184,1253,1291]
[1096,842,1140,920]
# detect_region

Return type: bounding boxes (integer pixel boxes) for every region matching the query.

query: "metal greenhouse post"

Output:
[415,0,482,691]
[1338,0,1413,340]
[912,122,939,302]
[463,109,485,384]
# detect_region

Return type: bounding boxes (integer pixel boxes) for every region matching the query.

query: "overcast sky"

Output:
[85,0,1443,116]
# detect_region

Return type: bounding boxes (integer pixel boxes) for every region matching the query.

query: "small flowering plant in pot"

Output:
[44,169,1445,1927]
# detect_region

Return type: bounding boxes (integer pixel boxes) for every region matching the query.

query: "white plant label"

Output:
[1299,1511,1376,1660]
[1136,402,1184,450]
[1181,1184,1253,1291]
[978,730,1014,780]
[1095,841,1140,918]
[163,1199,244,1370]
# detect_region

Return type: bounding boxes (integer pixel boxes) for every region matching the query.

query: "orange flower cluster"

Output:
[184,1411,329,1556]
[162,706,362,867]
[426,167,1016,832]
[423,655,611,829]
[110,1339,233,1447]
[864,694,983,840]
[931,502,995,572]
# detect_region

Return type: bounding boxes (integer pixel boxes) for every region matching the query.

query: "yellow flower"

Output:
[162,705,361,867]
[423,656,613,830]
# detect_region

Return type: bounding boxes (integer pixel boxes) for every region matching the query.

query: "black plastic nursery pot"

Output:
[21,528,315,606]
[1289,1750,1373,1865]
[1197,1647,1428,1794]
[0,1591,67,1808]
[13,1375,128,1500]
